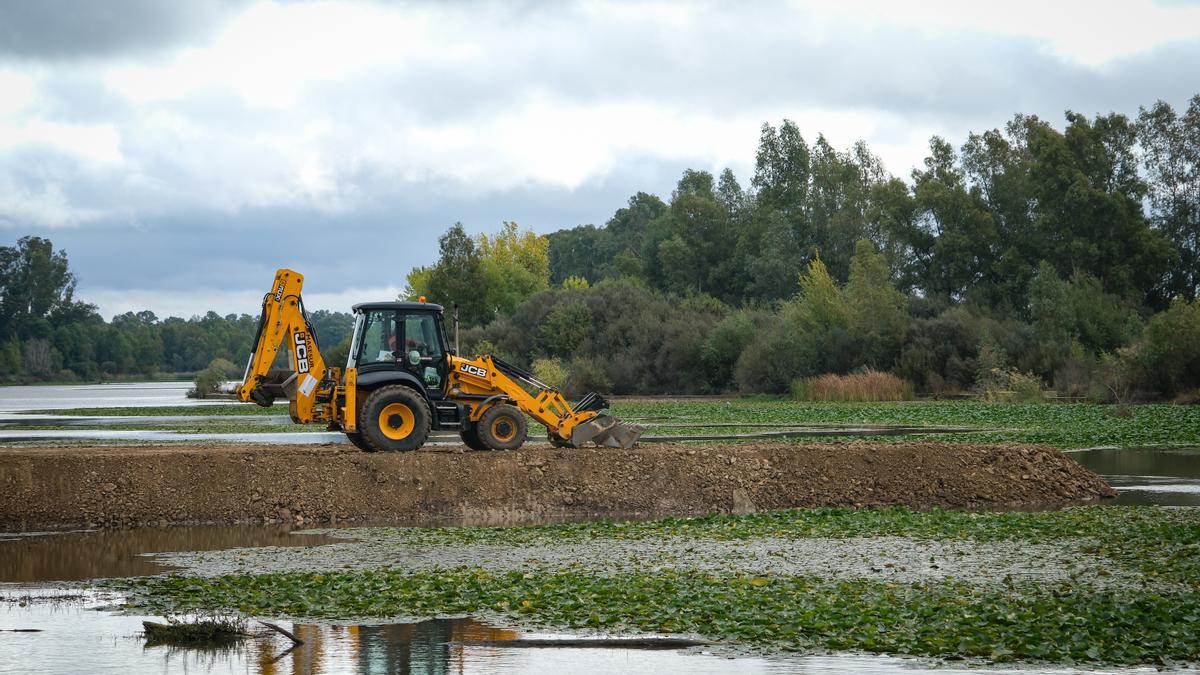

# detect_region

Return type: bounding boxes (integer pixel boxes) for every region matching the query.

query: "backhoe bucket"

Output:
[569,414,646,449]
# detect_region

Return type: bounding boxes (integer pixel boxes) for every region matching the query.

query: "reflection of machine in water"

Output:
[354,618,518,675]
[254,617,518,675]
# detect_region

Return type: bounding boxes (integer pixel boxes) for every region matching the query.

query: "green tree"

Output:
[1138,298,1200,395]
[1027,262,1142,354]
[477,221,550,317]
[0,335,20,378]
[806,137,885,281]
[644,171,731,297]
[1138,95,1200,302]
[911,136,998,304]
[0,236,95,339]
[960,114,1045,309]
[752,119,811,214]
[1029,112,1172,303]
[407,223,489,326]
[845,240,907,368]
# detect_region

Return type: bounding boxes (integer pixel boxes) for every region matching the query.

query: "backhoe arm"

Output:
[236,268,332,424]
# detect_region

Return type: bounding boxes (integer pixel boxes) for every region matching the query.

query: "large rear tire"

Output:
[360,385,431,452]
[459,423,490,451]
[345,431,375,452]
[477,404,527,451]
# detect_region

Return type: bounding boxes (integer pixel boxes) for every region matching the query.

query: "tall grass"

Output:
[790,370,914,402]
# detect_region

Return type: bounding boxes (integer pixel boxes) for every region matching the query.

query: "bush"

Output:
[563,356,612,397]
[190,358,236,398]
[977,368,1046,403]
[1138,298,1200,396]
[532,357,567,389]
[701,310,759,391]
[790,369,914,402]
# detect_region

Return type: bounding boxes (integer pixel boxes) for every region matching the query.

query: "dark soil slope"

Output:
[0,441,1115,530]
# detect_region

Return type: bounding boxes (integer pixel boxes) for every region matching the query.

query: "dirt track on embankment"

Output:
[0,441,1116,530]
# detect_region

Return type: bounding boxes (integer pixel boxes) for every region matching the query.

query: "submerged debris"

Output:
[142,616,248,646]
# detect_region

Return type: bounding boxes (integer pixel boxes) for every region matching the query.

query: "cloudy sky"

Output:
[2,0,1199,319]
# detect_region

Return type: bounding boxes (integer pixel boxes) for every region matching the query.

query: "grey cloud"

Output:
[0,0,242,60]
[292,2,1199,135]
[5,154,684,313]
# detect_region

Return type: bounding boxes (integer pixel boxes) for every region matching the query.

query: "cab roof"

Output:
[352,301,444,313]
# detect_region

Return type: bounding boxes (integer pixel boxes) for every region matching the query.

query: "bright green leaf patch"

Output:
[613,399,1200,449]
[114,506,1200,664]
[120,567,1200,664]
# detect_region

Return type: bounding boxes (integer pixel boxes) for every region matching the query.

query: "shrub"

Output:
[1138,298,1200,396]
[977,368,1046,403]
[563,356,612,397]
[209,357,239,378]
[532,357,567,389]
[790,369,914,402]
[702,311,758,391]
[190,358,236,398]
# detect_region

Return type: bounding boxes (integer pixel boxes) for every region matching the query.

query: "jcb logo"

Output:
[274,282,286,302]
[459,363,487,378]
[294,332,310,373]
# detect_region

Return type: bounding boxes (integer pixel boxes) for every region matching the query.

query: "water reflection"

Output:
[0,597,1168,675]
[0,526,340,582]
[266,620,519,675]
[1069,446,1200,506]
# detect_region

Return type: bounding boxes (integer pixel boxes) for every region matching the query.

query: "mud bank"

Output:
[0,441,1115,530]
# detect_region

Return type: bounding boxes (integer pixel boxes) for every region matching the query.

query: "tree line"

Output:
[2,95,1198,398]
[419,96,1200,399]
[0,236,354,382]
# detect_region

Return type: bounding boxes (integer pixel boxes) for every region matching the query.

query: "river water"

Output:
[0,383,1195,673]
[0,593,1167,675]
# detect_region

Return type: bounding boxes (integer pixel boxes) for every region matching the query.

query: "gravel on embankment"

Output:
[0,440,1115,530]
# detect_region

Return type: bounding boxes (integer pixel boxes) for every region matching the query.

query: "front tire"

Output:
[459,423,490,451]
[477,404,527,451]
[360,386,431,452]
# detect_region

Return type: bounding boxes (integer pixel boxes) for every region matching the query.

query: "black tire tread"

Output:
[360,385,431,452]
[477,404,528,451]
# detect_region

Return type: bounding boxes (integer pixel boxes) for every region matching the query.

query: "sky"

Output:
[1,0,1199,320]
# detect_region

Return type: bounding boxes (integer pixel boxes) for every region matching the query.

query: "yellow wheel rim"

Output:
[378,402,415,440]
[491,416,517,442]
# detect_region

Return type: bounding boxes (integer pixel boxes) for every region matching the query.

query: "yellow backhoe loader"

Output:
[236,268,644,452]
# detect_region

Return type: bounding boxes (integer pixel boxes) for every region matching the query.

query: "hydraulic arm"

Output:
[236,269,336,425]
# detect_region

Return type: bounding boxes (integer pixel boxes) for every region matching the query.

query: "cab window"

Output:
[402,314,443,359]
[356,310,398,365]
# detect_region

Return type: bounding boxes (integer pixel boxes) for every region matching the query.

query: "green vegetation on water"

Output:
[119,506,1200,664]
[356,506,1200,578]
[17,399,1200,449]
[613,399,1200,449]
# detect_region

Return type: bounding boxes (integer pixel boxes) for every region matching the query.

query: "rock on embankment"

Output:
[0,441,1115,530]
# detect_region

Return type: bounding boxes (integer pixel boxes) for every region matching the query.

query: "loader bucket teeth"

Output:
[570,415,646,449]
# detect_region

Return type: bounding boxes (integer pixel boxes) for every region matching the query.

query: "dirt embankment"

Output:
[0,442,1115,530]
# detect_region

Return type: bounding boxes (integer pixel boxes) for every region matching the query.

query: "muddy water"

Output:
[1070,446,1200,506]
[0,593,1165,675]
[0,526,341,582]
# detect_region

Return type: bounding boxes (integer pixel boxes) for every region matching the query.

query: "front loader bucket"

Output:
[570,414,647,449]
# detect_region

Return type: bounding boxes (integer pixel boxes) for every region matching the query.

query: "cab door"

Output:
[398,313,448,397]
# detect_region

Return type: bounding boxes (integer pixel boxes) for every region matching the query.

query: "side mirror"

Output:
[408,350,421,366]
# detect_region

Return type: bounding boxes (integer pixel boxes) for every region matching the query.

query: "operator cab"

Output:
[350,301,451,395]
